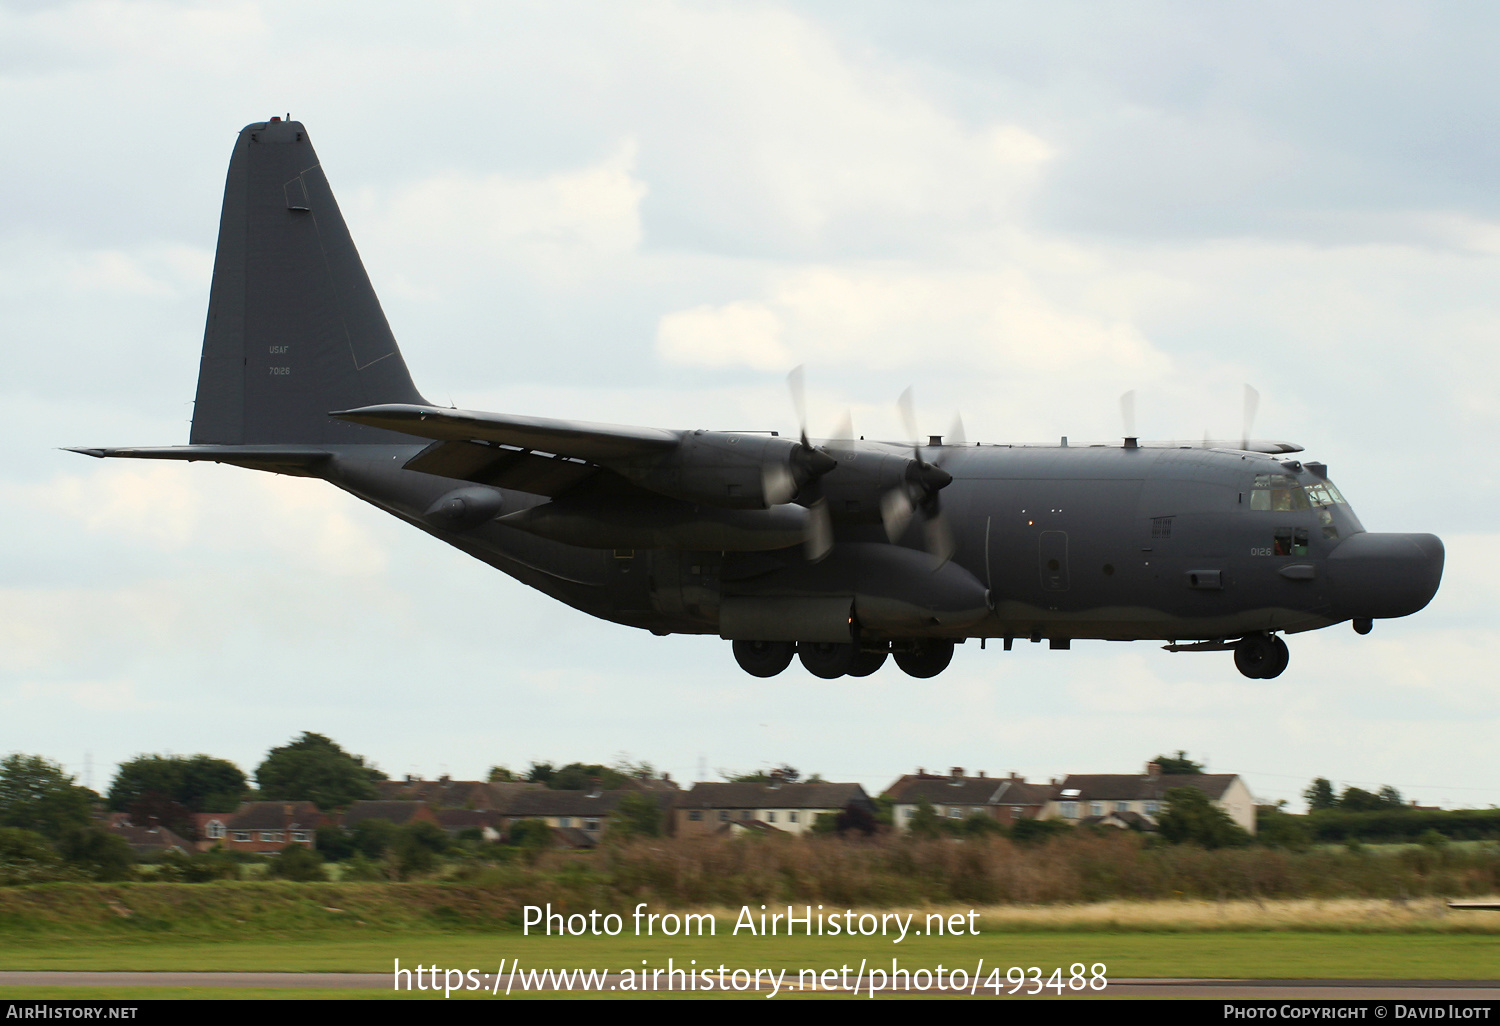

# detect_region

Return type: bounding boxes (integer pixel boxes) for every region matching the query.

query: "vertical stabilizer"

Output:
[190,118,426,445]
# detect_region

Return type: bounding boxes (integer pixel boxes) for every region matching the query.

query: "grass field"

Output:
[2,884,1497,993]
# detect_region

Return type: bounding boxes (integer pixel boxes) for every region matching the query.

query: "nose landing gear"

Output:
[1234,632,1289,679]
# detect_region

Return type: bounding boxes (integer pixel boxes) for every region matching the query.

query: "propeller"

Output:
[1241,384,1260,452]
[883,388,959,564]
[785,366,840,561]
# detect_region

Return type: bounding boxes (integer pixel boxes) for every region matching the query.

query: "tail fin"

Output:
[190,118,427,446]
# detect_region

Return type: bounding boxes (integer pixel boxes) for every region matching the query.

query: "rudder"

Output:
[191,118,427,445]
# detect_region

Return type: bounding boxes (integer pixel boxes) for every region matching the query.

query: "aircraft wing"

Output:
[330,404,681,463]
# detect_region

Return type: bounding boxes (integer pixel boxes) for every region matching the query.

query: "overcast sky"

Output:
[3,1,1497,812]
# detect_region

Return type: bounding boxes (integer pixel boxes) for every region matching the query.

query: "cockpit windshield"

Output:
[1302,480,1347,508]
[1250,473,1353,541]
[1250,473,1347,511]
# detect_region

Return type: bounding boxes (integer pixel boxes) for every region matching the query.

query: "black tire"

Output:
[1261,635,1289,679]
[1233,633,1281,679]
[732,640,795,678]
[893,639,954,678]
[847,646,889,677]
[799,642,857,679]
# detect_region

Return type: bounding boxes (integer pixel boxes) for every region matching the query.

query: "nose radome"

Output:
[1327,532,1445,620]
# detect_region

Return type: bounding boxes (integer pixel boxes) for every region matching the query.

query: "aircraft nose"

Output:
[1326,532,1444,620]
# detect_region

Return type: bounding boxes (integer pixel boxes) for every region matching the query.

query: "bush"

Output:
[55,828,136,881]
[153,848,241,882]
[0,827,75,885]
[267,844,327,882]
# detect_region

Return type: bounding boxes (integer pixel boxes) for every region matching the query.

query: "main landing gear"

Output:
[1233,632,1289,679]
[731,639,953,679]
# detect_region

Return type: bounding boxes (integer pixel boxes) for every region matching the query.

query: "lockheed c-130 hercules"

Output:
[71,119,1445,681]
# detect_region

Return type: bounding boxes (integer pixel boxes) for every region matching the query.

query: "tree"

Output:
[1303,778,1338,812]
[1255,806,1312,850]
[487,766,516,782]
[1338,786,1405,811]
[609,792,662,839]
[350,818,400,859]
[107,755,247,815]
[268,844,327,882]
[391,821,449,879]
[1152,751,1204,775]
[547,763,627,791]
[835,802,879,837]
[612,757,659,781]
[0,827,74,885]
[1155,787,1251,848]
[55,827,136,882]
[906,795,943,838]
[722,764,802,784]
[255,733,385,810]
[315,824,357,862]
[0,754,95,840]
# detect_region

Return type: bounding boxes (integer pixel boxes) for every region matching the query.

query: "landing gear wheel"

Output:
[799,642,857,679]
[733,640,795,678]
[1234,633,1288,679]
[1261,635,1289,679]
[893,639,954,678]
[848,646,889,677]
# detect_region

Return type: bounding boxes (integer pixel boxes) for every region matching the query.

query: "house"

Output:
[101,813,193,857]
[673,779,873,836]
[1041,763,1256,835]
[496,787,676,846]
[884,768,1057,829]
[190,812,237,852]
[222,801,327,854]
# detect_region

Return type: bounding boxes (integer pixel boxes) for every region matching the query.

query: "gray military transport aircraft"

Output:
[71,119,1445,681]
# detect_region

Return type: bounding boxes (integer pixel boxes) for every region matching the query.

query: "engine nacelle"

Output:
[617,431,808,510]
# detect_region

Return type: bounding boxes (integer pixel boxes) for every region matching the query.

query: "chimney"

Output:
[769,768,784,790]
[979,770,986,778]
[1146,762,1162,779]
[950,767,964,784]
[588,776,602,798]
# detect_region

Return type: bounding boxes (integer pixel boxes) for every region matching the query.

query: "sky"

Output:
[2,0,1498,812]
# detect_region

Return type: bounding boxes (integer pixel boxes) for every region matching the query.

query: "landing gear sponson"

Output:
[738,631,1297,680]
[732,639,955,679]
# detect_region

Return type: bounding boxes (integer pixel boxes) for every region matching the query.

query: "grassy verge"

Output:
[4,932,1498,980]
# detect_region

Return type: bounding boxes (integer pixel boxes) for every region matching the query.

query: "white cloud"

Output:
[364,142,647,295]
[655,301,789,370]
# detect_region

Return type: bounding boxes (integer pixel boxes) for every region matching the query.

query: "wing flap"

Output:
[403,440,601,495]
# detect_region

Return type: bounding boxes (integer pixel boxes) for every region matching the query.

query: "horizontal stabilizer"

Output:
[66,446,332,477]
[331,404,680,464]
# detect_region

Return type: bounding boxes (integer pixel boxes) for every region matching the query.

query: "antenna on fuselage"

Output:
[1120,389,1138,448]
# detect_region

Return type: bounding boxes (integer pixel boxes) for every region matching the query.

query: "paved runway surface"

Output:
[3,972,1499,999]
